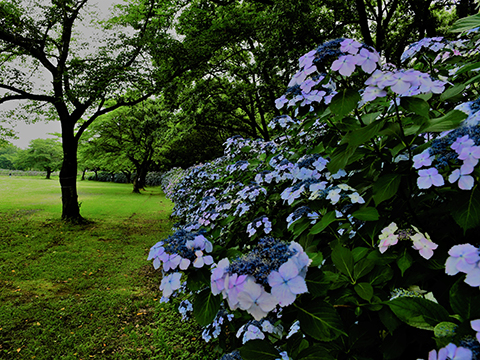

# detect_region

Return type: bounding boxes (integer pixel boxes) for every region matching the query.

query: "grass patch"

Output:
[0,177,214,359]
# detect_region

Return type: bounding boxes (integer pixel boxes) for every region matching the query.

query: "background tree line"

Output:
[0,0,476,221]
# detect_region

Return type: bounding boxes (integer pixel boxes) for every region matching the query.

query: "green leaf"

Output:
[307,252,324,267]
[387,297,450,330]
[297,345,335,360]
[351,207,379,221]
[361,111,382,126]
[329,89,361,118]
[455,62,480,75]
[310,211,337,235]
[306,268,329,298]
[373,174,402,206]
[396,252,413,276]
[340,120,384,148]
[379,307,402,334]
[451,185,480,230]
[187,267,211,291]
[465,73,480,86]
[449,278,480,320]
[239,339,279,360]
[354,282,374,301]
[368,266,394,286]
[400,97,430,118]
[331,245,354,280]
[193,288,221,326]
[327,145,355,174]
[450,13,480,33]
[439,84,466,102]
[421,110,467,133]
[296,300,346,341]
[352,247,370,262]
[353,258,375,280]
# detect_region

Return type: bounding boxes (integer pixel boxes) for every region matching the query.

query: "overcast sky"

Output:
[4,0,122,149]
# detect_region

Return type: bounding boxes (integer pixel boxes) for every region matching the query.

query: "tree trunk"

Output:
[60,122,84,222]
[132,162,148,194]
[46,168,52,180]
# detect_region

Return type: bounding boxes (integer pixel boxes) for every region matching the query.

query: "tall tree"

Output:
[14,138,62,179]
[0,0,184,221]
[167,0,349,141]
[0,143,19,169]
[83,99,172,193]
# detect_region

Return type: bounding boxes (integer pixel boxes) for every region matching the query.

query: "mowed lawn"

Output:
[0,176,214,360]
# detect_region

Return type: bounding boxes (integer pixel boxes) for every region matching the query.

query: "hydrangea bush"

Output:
[148,16,480,360]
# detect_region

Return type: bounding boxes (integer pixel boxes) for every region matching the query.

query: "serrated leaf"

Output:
[296,300,346,341]
[193,289,221,326]
[439,84,466,102]
[373,174,402,206]
[361,111,382,125]
[455,62,480,76]
[239,339,279,360]
[329,89,361,118]
[327,145,355,174]
[421,110,467,133]
[307,252,324,267]
[354,282,374,301]
[465,73,480,85]
[449,278,480,320]
[450,13,480,33]
[396,252,413,276]
[354,258,375,280]
[379,307,402,334]
[297,345,335,360]
[387,297,450,330]
[331,245,354,280]
[451,185,480,230]
[306,268,329,298]
[352,207,379,221]
[310,211,337,235]
[352,247,370,262]
[400,97,430,118]
[340,120,384,148]
[187,267,210,291]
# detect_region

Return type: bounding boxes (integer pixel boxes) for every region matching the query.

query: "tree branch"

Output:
[0,84,55,104]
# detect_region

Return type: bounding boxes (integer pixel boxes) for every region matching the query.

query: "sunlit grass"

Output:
[0,176,214,359]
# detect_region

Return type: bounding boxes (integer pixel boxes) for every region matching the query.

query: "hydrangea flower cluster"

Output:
[413,126,480,190]
[445,244,480,287]
[178,299,193,321]
[236,318,283,344]
[361,68,446,102]
[378,223,438,259]
[210,237,310,320]
[457,97,480,127]
[427,343,473,360]
[201,309,234,343]
[148,230,214,299]
[246,216,272,237]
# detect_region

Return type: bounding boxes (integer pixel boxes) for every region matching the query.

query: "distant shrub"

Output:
[0,169,59,177]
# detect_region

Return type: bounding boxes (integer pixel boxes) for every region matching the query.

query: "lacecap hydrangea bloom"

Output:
[210,237,310,320]
[148,229,214,299]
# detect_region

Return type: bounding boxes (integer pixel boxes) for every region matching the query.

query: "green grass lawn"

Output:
[0,176,215,360]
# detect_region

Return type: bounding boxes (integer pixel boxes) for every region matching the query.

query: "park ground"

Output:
[0,176,214,360]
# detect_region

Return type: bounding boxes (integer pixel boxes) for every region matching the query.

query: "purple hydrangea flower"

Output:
[331,55,357,76]
[417,168,445,189]
[445,244,480,275]
[268,259,308,307]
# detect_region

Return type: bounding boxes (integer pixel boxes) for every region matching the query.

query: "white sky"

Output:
[3,0,122,149]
